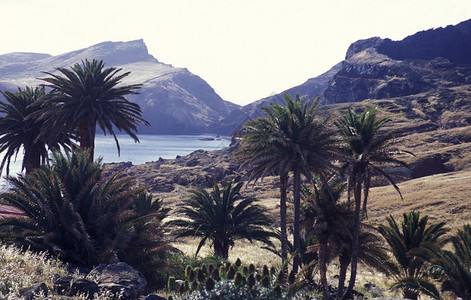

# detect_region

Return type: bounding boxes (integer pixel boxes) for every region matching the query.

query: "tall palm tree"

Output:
[378,211,447,300]
[302,180,390,300]
[168,181,276,259]
[37,59,149,160]
[302,179,349,299]
[335,106,412,297]
[0,86,72,175]
[234,94,337,273]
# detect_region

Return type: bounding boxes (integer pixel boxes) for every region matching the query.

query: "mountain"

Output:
[0,39,243,135]
[237,19,471,177]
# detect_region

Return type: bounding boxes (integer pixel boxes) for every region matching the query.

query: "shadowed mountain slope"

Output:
[0,39,243,135]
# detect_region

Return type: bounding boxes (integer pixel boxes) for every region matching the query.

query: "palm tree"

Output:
[0,86,72,175]
[336,221,391,299]
[37,59,149,160]
[411,224,471,299]
[234,94,337,273]
[335,106,412,297]
[378,211,447,300]
[302,180,390,299]
[0,150,171,271]
[168,181,276,259]
[302,179,349,299]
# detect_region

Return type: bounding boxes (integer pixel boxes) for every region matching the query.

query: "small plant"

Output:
[169,257,299,299]
[168,276,176,292]
[169,182,276,259]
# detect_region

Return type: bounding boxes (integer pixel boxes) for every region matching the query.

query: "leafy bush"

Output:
[0,150,173,288]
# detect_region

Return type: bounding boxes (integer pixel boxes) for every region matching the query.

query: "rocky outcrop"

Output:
[377,19,471,64]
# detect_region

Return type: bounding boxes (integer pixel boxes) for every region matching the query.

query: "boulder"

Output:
[18,283,47,300]
[53,275,74,295]
[70,278,99,299]
[53,275,99,299]
[140,294,167,300]
[87,262,147,300]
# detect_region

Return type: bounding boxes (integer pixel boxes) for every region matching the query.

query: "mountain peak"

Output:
[57,39,158,66]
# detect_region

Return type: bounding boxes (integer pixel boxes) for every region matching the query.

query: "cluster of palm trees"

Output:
[233,94,411,298]
[0,58,148,176]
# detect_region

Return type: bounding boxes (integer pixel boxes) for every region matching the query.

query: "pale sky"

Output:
[1,0,471,105]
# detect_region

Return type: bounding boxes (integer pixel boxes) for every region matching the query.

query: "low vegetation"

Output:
[0,57,470,299]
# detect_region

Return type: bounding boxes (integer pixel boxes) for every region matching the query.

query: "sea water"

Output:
[0,134,231,189]
[95,134,231,164]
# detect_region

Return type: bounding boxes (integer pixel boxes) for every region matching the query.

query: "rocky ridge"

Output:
[0,40,244,135]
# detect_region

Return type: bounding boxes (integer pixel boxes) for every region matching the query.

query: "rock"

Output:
[18,283,47,300]
[87,262,147,300]
[141,294,166,300]
[70,278,99,299]
[53,275,74,295]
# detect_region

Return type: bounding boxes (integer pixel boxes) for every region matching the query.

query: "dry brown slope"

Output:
[366,170,471,229]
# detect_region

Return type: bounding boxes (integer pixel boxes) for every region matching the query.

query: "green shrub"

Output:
[0,150,173,289]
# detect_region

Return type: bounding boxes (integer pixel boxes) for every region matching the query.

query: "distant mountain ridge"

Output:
[0,39,244,135]
[1,19,471,136]
[246,19,471,114]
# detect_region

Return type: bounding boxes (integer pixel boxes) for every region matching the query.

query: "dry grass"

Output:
[0,244,68,297]
[366,170,471,230]
[174,237,282,267]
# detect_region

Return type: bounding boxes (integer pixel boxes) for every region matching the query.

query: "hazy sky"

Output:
[1,0,471,105]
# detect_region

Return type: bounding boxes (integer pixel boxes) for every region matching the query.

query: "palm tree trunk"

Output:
[280,173,288,264]
[337,250,350,300]
[344,176,362,298]
[293,169,301,274]
[78,119,96,160]
[319,236,330,299]
[24,145,41,174]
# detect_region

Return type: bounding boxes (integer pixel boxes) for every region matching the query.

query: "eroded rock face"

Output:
[86,262,147,300]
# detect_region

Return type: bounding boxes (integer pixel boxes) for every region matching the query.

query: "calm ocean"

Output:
[95,134,231,164]
[0,134,231,188]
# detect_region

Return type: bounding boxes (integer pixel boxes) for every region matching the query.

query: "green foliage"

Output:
[335,106,412,297]
[234,93,338,272]
[165,253,224,281]
[168,276,177,291]
[38,58,149,160]
[169,181,276,259]
[170,257,298,299]
[205,277,215,291]
[0,150,172,288]
[412,224,471,299]
[378,211,447,299]
[0,86,73,175]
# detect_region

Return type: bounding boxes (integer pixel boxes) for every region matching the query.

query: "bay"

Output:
[0,134,231,189]
[95,134,231,164]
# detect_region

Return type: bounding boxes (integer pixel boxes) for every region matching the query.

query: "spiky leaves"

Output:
[234,94,337,273]
[411,224,471,299]
[335,106,412,297]
[378,211,447,300]
[169,181,275,259]
[38,59,149,160]
[0,86,72,175]
[0,150,170,273]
